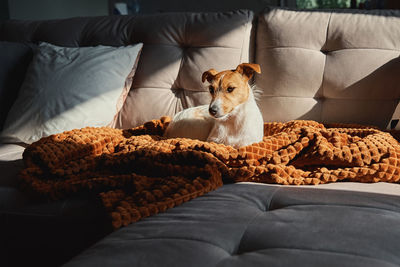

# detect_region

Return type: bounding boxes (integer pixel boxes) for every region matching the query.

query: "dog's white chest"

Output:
[207,103,264,148]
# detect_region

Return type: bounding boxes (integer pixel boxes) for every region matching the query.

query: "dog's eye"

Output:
[209,86,215,94]
[227,87,235,93]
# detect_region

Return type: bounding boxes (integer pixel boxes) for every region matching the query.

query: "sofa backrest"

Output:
[0,10,254,129]
[256,7,400,128]
[1,8,399,131]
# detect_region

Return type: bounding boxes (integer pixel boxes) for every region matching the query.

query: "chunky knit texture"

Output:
[20,118,400,229]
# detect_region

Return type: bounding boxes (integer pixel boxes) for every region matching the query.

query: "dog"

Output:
[164,63,264,148]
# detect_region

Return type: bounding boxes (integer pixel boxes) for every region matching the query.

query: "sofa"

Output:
[1,6,400,267]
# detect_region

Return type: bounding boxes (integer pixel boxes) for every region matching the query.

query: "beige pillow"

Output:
[0,42,142,144]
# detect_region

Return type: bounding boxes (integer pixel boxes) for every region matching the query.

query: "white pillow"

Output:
[0,42,143,144]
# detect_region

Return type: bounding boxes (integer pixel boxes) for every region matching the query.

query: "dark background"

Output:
[0,0,398,22]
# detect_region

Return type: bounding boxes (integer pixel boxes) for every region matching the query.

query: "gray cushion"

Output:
[0,41,34,131]
[0,42,143,144]
[0,144,112,267]
[64,183,400,267]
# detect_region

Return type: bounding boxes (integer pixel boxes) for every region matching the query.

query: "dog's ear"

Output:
[235,63,261,80]
[202,69,218,83]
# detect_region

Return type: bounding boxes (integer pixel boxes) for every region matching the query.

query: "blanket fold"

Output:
[20,118,400,229]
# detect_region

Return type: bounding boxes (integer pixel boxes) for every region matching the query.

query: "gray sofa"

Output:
[1,7,400,267]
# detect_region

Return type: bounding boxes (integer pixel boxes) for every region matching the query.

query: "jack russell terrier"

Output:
[164,63,264,148]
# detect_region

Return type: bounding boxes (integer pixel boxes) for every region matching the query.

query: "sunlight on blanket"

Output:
[19,118,400,229]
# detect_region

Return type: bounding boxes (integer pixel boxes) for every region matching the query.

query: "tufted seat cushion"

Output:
[0,144,113,267]
[256,8,400,128]
[63,183,400,267]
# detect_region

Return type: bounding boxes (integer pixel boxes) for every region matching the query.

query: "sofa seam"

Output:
[258,46,400,53]
[234,187,284,256]
[234,211,264,255]
[257,95,398,101]
[143,43,243,50]
[108,236,232,256]
[320,11,333,122]
[265,187,282,211]
[239,10,253,64]
[174,15,190,111]
[269,203,400,215]
[249,10,258,63]
[131,86,207,91]
[236,247,399,267]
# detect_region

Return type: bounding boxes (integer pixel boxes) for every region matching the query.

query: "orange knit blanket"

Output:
[20,118,400,229]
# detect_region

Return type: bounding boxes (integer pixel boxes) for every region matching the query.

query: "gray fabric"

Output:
[64,183,400,267]
[0,42,143,143]
[0,143,24,187]
[0,42,34,131]
[0,144,112,267]
[247,181,400,196]
[2,194,112,267]
[0,144,26,212]
[1,9,400,267]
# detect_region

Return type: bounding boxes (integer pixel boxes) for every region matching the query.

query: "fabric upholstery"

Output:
[0,143,24,187]
[0,143,112,267]
[116,11,253,128]
[1,8,400,267]
[0,42,34,131]
[0,42,143,143]
[389,104,400,130]
[2,193,111,267]
[0,10,254,130]
[0,144,26,224]
[2,143,400,267]
[19,118,400,229]
[64,183,400,267]
[256,8,400,128]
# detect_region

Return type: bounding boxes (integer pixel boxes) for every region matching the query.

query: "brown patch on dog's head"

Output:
[202,63,261,118]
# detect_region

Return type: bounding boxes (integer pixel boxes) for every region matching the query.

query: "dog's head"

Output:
[202,63,261,119]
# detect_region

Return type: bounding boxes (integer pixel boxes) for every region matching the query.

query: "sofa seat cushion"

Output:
[0,144,28,215]
[0,144,112,267]
[0,144,24,186]
[1,194,112,267]
[64,183,400,267]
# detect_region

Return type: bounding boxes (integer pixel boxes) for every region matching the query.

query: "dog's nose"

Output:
[209,106,217,116]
